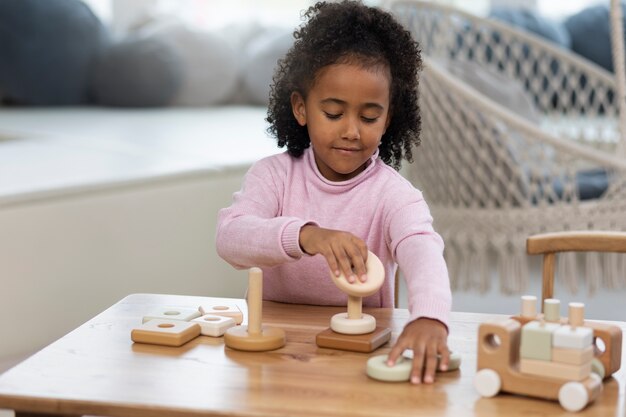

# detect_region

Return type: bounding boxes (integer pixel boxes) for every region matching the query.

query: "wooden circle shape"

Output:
[330,313,376,335]
[366,354,411,382]
[330,251,385,297]
[224,325,285,351]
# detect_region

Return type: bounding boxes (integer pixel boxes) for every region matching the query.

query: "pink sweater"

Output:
[216,148,451,327]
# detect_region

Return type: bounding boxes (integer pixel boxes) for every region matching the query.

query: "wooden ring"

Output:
[330,251,385,297]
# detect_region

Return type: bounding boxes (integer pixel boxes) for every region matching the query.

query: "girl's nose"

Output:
[342,116,360,140]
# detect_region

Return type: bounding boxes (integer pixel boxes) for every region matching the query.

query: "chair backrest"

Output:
[526,231,626,307]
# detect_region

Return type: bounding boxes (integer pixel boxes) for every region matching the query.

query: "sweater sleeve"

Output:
[216,157,317,269]
[387,187,451,330]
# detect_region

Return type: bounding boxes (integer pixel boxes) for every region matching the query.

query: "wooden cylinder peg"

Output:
[521,295,537,318]
[328,251,385,336]
[568,302,585,327]
[543,298,560,322]
[224,267,285,351]
[247,267,262,335]
[347,295,362,320]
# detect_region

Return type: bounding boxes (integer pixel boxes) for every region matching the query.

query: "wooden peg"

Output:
[520,295,537,318]
[568,302,585,327]
[316,251,391,352]
[543,298,560,322]
[224,267,285,351]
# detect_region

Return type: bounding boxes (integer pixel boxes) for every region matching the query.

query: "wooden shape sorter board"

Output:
[316,326,391,353]
[131,319,201,347]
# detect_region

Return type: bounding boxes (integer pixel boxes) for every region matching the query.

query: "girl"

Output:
[217,1,451,385]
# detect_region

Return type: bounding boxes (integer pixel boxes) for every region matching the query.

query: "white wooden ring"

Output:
[366,354,411,382]
[330,250,385,297]
[330,313,376,334]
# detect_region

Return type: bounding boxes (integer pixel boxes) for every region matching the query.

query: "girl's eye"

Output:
[324,112,341,120]
[362,116,378,123]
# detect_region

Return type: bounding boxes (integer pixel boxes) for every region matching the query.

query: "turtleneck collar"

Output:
[304,146,380,191]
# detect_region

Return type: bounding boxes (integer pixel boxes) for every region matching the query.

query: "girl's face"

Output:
[290,63,391,182]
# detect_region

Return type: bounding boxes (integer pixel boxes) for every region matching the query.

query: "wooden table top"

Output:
[0,293,623,417]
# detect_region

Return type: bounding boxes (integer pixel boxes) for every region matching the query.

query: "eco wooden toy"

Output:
[316,251,391,353]
[512,296,622,379]
[142,307,201,324]
[224,267,286,351]
[131,319,201,347]
[473,295,622,412]
[366,352,462,382]
[197,303,243,325]
[192,314,236,337]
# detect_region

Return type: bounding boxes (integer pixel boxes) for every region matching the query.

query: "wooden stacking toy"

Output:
[131,319,201,347]
[224,267,286,351]
[366,351,462,382]
[316,251,391,352]
[474,295,622,412]
[131,305,237,346]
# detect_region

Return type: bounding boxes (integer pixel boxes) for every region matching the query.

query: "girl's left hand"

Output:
[386,317,449,384]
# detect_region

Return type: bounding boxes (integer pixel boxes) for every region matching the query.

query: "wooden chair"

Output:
[526,231,626,308]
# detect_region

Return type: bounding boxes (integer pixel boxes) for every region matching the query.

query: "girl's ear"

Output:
[291,92,307,126]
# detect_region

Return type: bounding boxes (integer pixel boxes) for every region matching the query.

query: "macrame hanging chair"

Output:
[389,1,626,294]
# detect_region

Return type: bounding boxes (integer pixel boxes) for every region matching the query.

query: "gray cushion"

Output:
[564,5,618,72]
[490,7,571,48]
[242,28,294,105]
[90,37,182,107]
[446,59,539,123]
[145,23,238,106]
[0,0,108,105]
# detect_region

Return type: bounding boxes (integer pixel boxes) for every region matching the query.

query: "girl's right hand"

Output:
[299,225,369,283]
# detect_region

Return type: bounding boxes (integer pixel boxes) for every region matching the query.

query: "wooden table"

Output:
[0,293,623,417]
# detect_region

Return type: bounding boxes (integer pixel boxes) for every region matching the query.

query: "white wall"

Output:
[0,169,249,361]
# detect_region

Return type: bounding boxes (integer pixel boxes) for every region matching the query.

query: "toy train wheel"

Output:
[474,369,501,397]
[558,381,589,412]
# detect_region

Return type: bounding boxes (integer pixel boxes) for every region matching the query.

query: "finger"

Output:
[333,246,356,283]
[410,346,425,384]
[386,339,407,367]
[347,245,367,282]
[356,240,369,282]
[422,343,439,384]
[322,249,340,277]
[438,344,451,372]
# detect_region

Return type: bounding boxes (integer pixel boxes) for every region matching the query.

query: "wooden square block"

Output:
[553,325,593,350]
[198,303,243,325]
[520,321,560,361]
[142,307,201,324]
[316,326,391,353]
[131,319,201,347]
[192,314,236,337]
[552,346,594,365]
[520,357,591,381]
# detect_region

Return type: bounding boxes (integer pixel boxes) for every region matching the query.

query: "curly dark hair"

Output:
[266,1,422,170]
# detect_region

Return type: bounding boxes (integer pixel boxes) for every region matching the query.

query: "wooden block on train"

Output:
[520,357,591,381]
[553,325,593,350]
[552,346,594,365]
[520,321,559,361]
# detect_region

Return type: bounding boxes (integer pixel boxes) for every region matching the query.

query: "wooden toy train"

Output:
[474,295,622,412]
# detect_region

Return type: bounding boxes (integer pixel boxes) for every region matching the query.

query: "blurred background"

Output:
[1,0,624,388]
